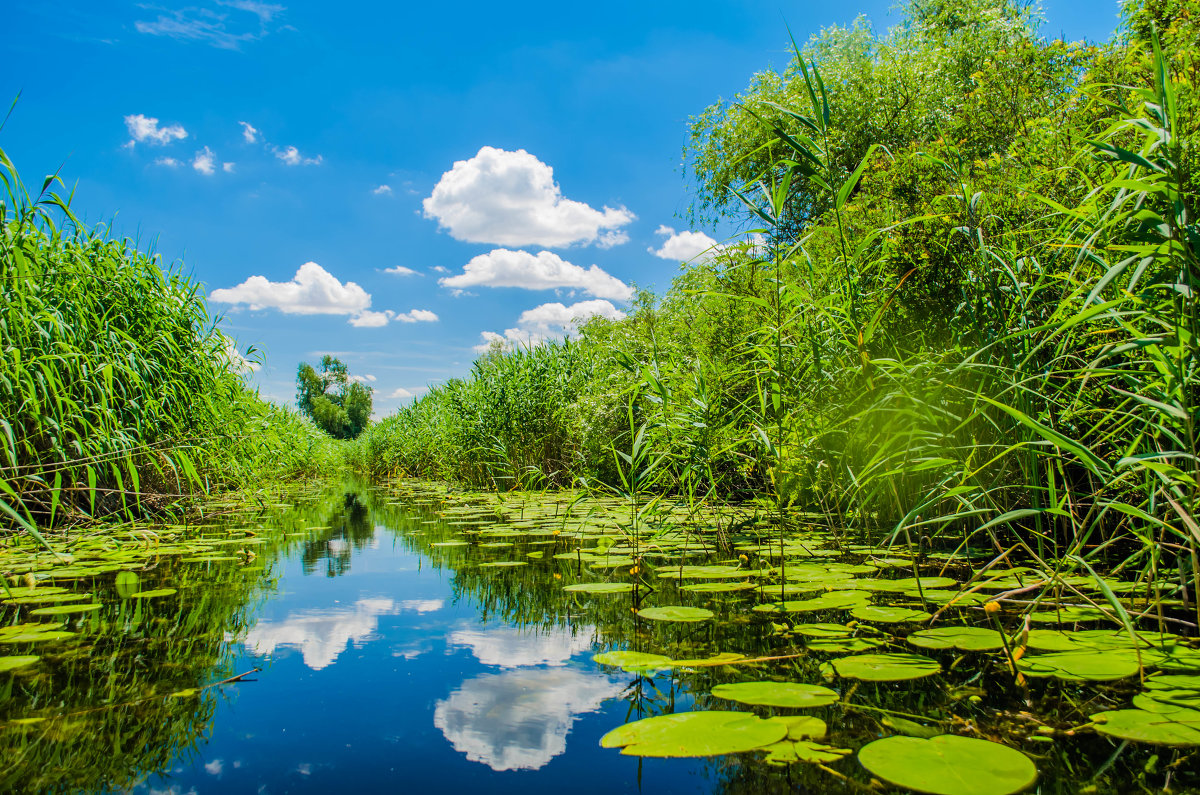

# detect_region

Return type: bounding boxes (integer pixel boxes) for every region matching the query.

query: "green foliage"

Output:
[296,355,373,439]
[0,144,338,538]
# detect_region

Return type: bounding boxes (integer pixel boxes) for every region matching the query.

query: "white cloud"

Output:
[384,265,418,276]
[349,374,377,383]
[476,299,624,352]
[431,265,450,274]
[135,2,283,50]
[397,598,443,613]
[447,625,594,668]
[396,309,439,323]
[274,145,322,166]
[192,146,216,175]
[423,146,634,248]
[124,114,187,146]
[349,310,393,328]
[204,760,223,776]
[242,597,398,670]
[434,668,620,772]
[649,225,721,263]
[222,161,236,173]
[373,184,393,196]
[238,120,260,143]
[439,249,632,301]
[154,157,180,168]
[388,387,414,399]
[211,262,372,316]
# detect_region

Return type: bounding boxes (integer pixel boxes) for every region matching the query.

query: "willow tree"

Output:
[296,355,372,439]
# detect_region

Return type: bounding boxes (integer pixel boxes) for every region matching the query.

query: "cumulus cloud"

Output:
[396,309,438,323]
[447,625,594,668]
[243,597,398,670]
[124,114,187,146]
[423,146,634,248]
[154,157,180,168]
[346,308,438,327]
[476,299,624,352]
[439,249,632,301]
[649,225,721,263]
[274,145,322,166]
[388,387,414,399]
[239,120,260,143]
[211,262,372,317]
[222,161,236,173]
[349,374,377,383]
[383,265,418,276]
[373,184,393,196]
[192,146,217,175]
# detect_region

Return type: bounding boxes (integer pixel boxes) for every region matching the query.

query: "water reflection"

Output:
[244,596,444,669]
[300,492,376,577]
[434,668,622,771]
[447,624,595,667]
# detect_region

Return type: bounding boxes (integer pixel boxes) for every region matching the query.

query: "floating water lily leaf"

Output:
[1027,606,1111,623]
[1091,706,1200,746]
[805,637,884,653]
[766,715,828,739]
[30,603,102,616]
[762,739,850,766]
[711,681,839,708]
[593,651,674,672]
[832,653,941,681]
[600,711,787,757]
[667,652,745,668]
[0,587,68,599]
[129,588,177,599]
[851,606,931,624]
[754,591,870,613]
[680,582,757,593]
[114,571,140,599]
[918,590,986,606]
[430,541,469,547]
[0,627,75,643]
[1017,651,1141,681]
[563,582,634,594]
[478,561,527,568]
[882,716,943,738]
[1025,629,1148,652]
[2,593,92,605]
[858,735,1037,795]
[1142,642,1200,672]
[637,606,713,622]
[860,577,957,592]
[656,565,761,580]
[908,627,1004,652]
[794,623,854,638]
[0,655,39,672]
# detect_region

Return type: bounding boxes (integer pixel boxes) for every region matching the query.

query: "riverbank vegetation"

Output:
[353,0,1198,591]
[0,144,339,540]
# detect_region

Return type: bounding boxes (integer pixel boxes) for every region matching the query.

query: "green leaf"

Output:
[1091,706,1200,746]
[600,711,787,757]
[710,681,839,708]
[850,605,931,624]
[832,653,940,681]
[908,627,1005,652]
[637,606,714,622]
[593,650,673,672]
[858,735,1037,795]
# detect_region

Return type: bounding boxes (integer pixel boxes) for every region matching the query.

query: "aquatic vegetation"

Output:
[857,735,1037,795]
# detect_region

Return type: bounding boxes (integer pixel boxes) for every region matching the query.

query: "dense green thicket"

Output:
[358,0,1197,574]
[0,149,339,537]
[296,355,373,439]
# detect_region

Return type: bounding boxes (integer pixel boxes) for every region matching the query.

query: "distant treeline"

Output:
[351,0,1199,558]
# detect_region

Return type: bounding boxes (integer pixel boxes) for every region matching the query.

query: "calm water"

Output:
[3,480,1198,794]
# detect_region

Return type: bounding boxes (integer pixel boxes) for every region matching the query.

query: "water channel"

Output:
[1,480,1198,793]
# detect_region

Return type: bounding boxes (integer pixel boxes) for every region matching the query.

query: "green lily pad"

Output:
[0,627,75,643]
[680,582,757,593]
[762,739,850,766]
[114,571,140,599]
[129,588,177,599]
[430,541,469,547]
[850,605,931,623]
[1025,629,1148,652]
[858,734,1037,795]
[656,565,761,580]
[805,637,884,653]
[794,623,854,638]
[600,711,788,757]
[1017,651,1141,681]
[563,582,634,594]
[1091,706,1200,746]
[908,627,1005,652]
[859,577,958,592]
[667,652,746,668]
[593,650,674,672]
[0,655,40,672]
[1027,606,1111,623]
[711,681,839,708]
[2,592,93,605]
[832,653,941,681]
[29,603,102,616]
[766,714,828,739]
[754,591,870,613]
[637,606,714,622]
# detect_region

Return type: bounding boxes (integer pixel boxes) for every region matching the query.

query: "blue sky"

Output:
[4,1,1123,414]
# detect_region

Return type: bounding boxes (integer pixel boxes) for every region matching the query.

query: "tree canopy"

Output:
[296,355,373,440]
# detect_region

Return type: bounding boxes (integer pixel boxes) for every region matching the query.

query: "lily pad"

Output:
[667,652,746,668]
[29,603,102,616]
[0,655,39,672]
[1017,651,1141,681]
[563,582,634,594]
[600,711,787,757]
[805,637,884,653]
[850,605,931,623]
[129,588,177,599]
[794,623,854,638]
[637,606,713,622]
[832,653,941,681]
[858,734,1037,795]
[114,571,140,599]
[711,681,839,708]
[1027,606,1111,623]
[1091,706,1200,746]
[908,627,1005,652]
[680,582,757,593]
[766,715,828,739]
[762,739,850,766]
[593,650,673,672]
